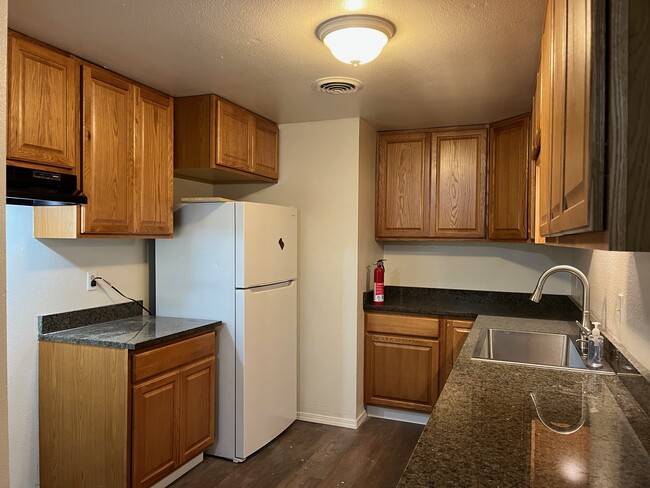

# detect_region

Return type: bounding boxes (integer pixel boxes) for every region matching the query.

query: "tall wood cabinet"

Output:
[376,127,487,240]
[40,330,217,488]
[7,31,80,177]
[174,95,279,183]
[536,0,605,238]
[488,114,531,240]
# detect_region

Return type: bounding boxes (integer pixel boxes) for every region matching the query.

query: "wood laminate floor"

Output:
[170,418,423,488]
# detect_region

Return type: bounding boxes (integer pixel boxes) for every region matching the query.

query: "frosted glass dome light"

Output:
[316,15,396,67]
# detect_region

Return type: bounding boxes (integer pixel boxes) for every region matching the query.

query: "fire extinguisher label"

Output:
[374,283,384,302]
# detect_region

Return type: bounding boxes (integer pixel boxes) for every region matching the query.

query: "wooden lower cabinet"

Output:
[132,370,181,488]
[440,319,474,391]
[364,312,474,413]
[365,333,440,412]
[39,330,216,488]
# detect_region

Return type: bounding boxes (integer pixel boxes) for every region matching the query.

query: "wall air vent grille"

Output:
[312,77,364,95]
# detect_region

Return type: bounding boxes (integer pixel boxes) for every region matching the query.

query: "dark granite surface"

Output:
[364,286,581,321]
[39,301,144,334]
[399,315,650,487]
[39,315,220,350]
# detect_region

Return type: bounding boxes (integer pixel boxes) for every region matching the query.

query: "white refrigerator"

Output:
[155,201,297,462]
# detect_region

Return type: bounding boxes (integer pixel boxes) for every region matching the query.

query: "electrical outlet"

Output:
[615,293,625,324]
[87,271,98,291]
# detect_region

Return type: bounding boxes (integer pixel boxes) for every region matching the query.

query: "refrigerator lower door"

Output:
[235,280,297,460]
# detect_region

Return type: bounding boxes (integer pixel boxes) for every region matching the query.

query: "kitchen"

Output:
[2,0,650,487]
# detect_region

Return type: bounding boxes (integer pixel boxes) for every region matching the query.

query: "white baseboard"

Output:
[366,406,430,425]
[150,453,203,488]
[297,410,367,429]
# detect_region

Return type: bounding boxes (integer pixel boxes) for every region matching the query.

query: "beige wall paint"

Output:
[205,118,365,424]
[0,3,9,486]
[383,242,582,295]
[571,250,650,372]
[6,207,149,487]
[356,119,383,418]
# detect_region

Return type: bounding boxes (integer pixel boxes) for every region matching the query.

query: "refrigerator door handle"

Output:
[239,280,295,292]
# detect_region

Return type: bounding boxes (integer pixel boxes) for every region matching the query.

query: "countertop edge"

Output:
[38,321,221,350]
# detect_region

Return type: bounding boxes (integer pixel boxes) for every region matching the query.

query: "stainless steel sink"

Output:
[471,328,614,374]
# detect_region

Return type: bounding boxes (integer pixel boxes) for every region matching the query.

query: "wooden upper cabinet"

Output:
[537,0,554,238]
[134,87,174,235]
[81,65,134,235]
[217,99,254,172]
[488,114,530,240]
[8,31,80,174]
[252,116,279,179]
[430,128,487,238]
[543,0,605,237]
[376,132,431,238]
[174,95,279,183]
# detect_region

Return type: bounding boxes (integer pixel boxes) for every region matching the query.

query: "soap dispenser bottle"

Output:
[587,322,604,369]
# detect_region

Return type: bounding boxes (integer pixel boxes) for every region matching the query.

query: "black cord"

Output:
[93,276,153,316]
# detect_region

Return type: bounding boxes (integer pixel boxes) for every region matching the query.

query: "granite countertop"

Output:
[39,315,221,350]
[399,315,650,487]
[364,286,580,321]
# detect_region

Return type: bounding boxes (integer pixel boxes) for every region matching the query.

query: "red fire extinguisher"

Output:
[373,259,386,305]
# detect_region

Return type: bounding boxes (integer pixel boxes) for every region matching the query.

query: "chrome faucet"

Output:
[530,265,592,353]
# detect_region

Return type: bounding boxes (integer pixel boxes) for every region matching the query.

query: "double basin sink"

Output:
[471,328,614,374]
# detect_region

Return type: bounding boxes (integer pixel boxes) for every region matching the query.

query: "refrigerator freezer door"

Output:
[235,280,297,459]
[236,202,298,288]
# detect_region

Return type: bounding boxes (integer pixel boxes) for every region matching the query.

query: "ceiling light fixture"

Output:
[316,14,396,67]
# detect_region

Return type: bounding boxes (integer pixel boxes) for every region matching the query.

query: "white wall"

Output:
[356,120,383,418]
[6,206,149,487]
[570,250,650,372]
[0,3,9,486]
[383,242,582,295]
[208,118,365,425]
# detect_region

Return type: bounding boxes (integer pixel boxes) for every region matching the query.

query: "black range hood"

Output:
[6,166,87,206]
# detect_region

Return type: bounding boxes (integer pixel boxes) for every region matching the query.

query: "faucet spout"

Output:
[530,265,592,351]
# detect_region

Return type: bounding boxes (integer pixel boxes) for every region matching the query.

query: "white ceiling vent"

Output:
[313,77,364,95]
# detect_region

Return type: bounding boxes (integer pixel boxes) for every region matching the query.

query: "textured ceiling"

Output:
[8,0,545,130]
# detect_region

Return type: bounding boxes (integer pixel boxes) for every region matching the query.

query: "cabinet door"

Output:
[365,333,439,412]
[8,32,79,173]
[430,129,487,238]
[537,0,554,238]
[440,319,473,392]
[376,132,431,238]
[179,356,215,464]
[132,370,180,488]
[548,0,604,236]
[216,100,254,172]
[134,86,174,235]
[488,114,530,240]
[81,65,134,234]
[252,116,279,179]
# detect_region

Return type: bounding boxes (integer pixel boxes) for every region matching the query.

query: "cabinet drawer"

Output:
[132,332,215,383]
[366,313,439,338]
